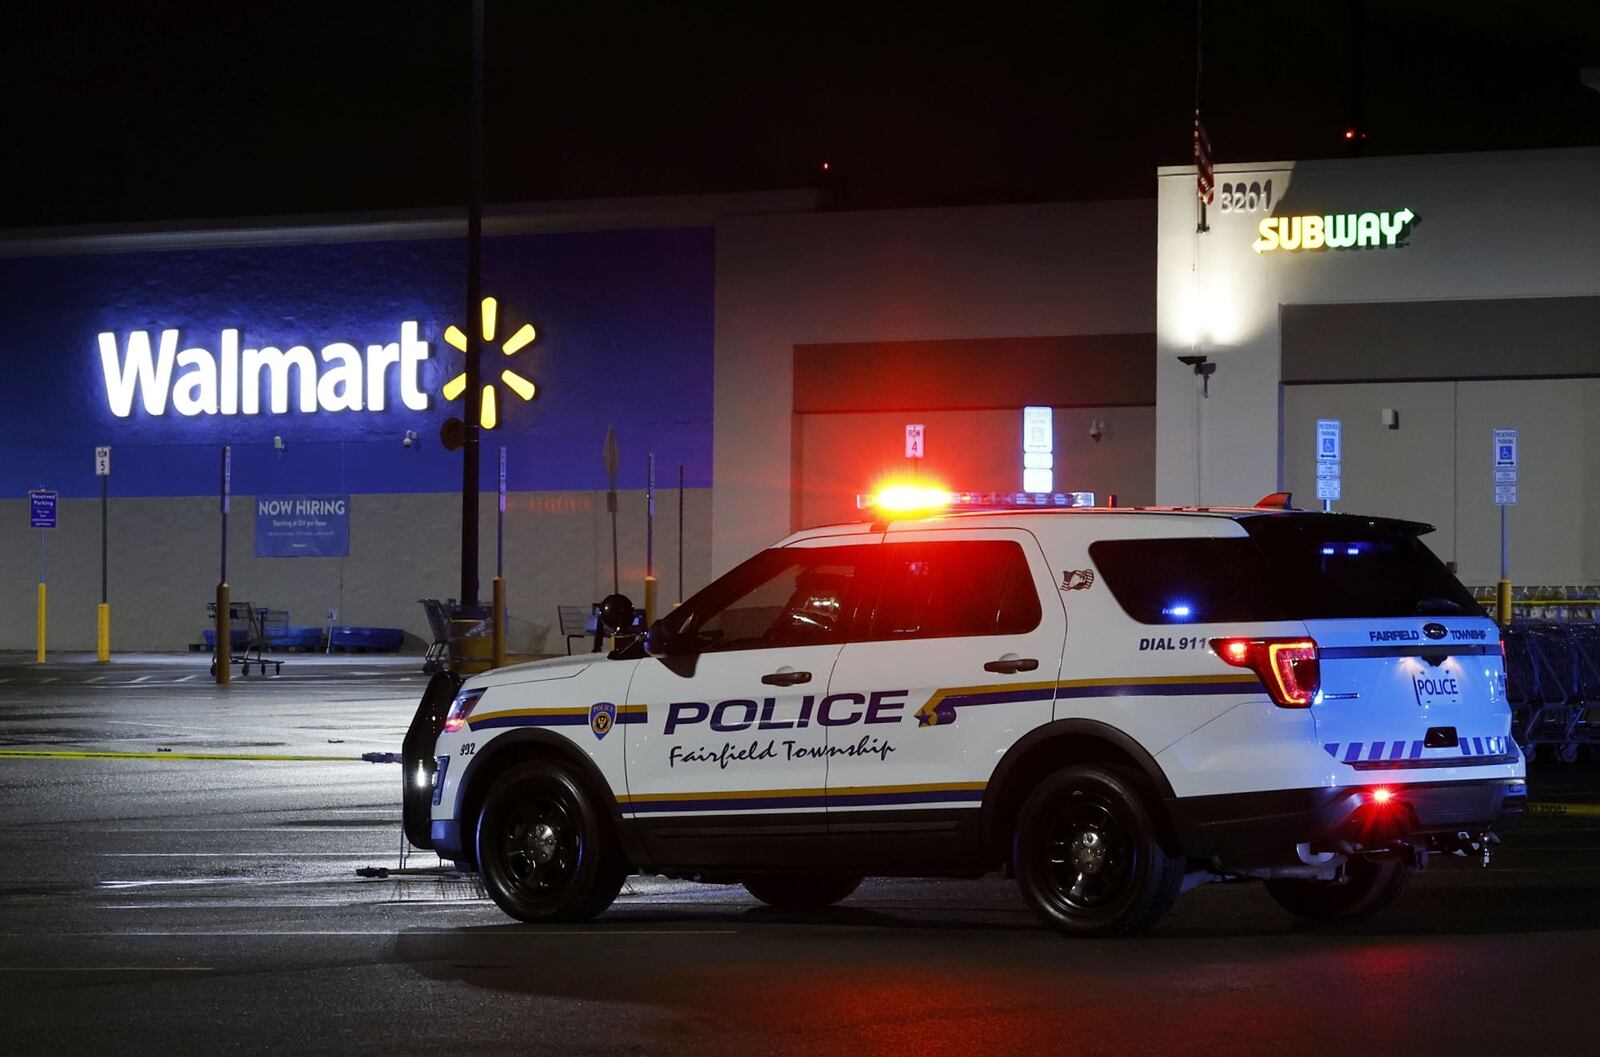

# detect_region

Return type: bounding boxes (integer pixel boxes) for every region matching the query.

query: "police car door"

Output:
[623,539,879,870]
[824,529,1066,870]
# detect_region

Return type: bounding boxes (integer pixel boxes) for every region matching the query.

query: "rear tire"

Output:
[1265,858,1412,923]
[1013,764,1183,937]
[744,873,862,909]
[476,760,628,923]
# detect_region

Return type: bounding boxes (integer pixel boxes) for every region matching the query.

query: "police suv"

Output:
[403,491,1525,936]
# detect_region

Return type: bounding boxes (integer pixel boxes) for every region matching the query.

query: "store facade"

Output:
[0,204,724,653]
[15,144,1584,657]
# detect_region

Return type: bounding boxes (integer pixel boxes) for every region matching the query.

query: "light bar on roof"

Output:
[857,490,1095,512]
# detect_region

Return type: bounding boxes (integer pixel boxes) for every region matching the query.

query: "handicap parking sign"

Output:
[1493,429,1518,469]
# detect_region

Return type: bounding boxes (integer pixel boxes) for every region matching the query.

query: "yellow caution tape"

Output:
[1526,801,1600,818]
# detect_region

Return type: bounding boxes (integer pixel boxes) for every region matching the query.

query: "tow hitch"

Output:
[1439,830,1499,866]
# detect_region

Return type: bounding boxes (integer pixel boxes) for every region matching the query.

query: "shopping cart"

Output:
[206,600,282,677]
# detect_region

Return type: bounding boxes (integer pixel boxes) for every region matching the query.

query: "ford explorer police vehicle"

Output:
[402,490,1525,936]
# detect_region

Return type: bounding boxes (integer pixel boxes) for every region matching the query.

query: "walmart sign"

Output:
[98,322,431,417]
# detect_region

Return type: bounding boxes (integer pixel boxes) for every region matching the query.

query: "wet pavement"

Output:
[2,653,1599,1056]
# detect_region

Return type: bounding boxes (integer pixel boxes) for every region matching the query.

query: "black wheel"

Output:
[743,874,862,909]
[475,760,627,922]
[1013,764,1183,937]
[1265,858,1412,923]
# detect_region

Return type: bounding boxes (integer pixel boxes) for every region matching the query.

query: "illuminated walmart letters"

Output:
[98,323,431,417]
[1253,208,1415,253]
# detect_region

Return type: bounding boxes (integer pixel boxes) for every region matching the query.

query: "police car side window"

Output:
[1088,537,1286,624]
[676,546,873,652]
[869,540,1041,640]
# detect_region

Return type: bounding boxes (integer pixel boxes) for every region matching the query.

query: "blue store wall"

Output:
[0,226,714,498]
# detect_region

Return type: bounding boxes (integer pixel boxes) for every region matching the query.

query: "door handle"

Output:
[762,669,812,687]
[984,656,1038,675]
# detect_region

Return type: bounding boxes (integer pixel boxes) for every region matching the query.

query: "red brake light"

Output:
[1211,637,1320,708]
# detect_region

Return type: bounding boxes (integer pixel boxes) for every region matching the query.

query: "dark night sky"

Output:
[4,1,1600,230]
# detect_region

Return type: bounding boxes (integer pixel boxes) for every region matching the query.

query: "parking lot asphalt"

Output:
[3,653,1599,1057]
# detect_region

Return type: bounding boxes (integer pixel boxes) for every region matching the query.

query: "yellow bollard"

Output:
[491,576,507,669]
[1496,579,1513,628]
[643,574,658,628]
[215,582,231,684]
[97,603,111,663]
[35,582,46,664]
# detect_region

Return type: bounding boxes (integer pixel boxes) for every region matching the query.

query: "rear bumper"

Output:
[1167,777,1527,865]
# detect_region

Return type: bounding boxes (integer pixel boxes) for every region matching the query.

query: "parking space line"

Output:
[2,930,735,938]
[0,748,369,763]
[0,966,215,972]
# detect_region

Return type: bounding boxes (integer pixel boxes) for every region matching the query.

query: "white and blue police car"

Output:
[402,489,1525,936]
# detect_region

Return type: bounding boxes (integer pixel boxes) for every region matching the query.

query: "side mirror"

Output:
[595,593,635,634]
[646,618,692,656]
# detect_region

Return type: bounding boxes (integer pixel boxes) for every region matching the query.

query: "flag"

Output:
[1193,110,1214,205]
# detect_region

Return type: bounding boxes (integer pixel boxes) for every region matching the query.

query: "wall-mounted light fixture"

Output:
[1177,355,1216,397]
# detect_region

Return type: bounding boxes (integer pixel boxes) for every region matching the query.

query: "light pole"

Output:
[459,0,485,608]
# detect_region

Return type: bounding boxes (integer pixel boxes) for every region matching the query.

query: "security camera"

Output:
[272,435,285,451]
[402,430,418,448]
[1089,419,1105,443]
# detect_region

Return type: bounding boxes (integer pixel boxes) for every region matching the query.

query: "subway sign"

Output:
[1253,208,1416,253]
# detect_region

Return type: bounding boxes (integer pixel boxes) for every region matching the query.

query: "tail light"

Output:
[1211,637,1320,708]
[442,688,485,733]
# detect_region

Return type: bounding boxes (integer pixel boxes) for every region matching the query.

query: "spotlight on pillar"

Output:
[1177,354,1216,398]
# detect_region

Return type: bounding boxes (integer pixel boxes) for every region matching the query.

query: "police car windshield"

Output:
[1090,514,1480,625]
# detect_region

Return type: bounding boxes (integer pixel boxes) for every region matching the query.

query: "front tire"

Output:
[743,874,862,909]
[1265,858,1412,923]
[1013,764,1183,937]
[476,760,627,923]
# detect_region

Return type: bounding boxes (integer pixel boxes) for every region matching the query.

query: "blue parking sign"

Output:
[29,489,57,529]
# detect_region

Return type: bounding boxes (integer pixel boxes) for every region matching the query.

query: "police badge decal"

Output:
[589,701,617,740]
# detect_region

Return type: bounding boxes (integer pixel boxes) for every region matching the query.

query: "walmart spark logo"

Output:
[440,296,538,429]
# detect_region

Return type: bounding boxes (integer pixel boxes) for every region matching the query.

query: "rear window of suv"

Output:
[1089,514,1480,624]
